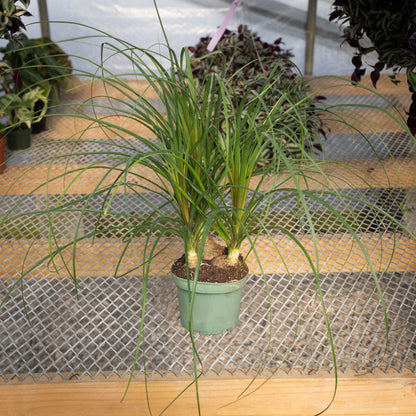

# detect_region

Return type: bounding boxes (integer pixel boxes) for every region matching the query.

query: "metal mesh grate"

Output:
[1,76,416,382]
[1,271,415,381]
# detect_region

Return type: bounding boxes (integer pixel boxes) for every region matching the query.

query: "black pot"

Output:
[31,99,47,134]
[6,127,31,150]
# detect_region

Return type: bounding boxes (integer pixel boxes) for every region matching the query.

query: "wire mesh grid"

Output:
[1,76,416,382]
[1,270,415,381]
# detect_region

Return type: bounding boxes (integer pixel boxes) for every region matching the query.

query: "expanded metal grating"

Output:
[1,271,415,381]
[1,76,416,382]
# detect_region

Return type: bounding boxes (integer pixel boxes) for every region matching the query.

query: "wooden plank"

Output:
[1,232,415,279]
[257,158,416,191]
[324,109,408,135]
[1,376,415,415]
[2,158,415,195]
[43,113,155,141]
[0,163,162,194]
[308,74,409,96]
[245,232,416,275]
[43,101,412,140]
[67,78,160,101]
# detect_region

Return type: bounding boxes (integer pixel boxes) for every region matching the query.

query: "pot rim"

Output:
[172,272,248,294]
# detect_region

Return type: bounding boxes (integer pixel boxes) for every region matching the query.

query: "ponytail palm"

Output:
[0,4,413,414]
[145,51,225,268]
[214,66,315,266]
[102,45,226,269]
[215,86,266,265]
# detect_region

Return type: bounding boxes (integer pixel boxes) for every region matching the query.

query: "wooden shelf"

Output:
[1,375,416,415]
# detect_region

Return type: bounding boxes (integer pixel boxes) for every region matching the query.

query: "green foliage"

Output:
[330,0,416,82]
[190,25,326,166]
[330,0,416,134]
[0,83,50,129]
[0,0,31,40]
[0,0,71,131]
[1,33,73,104]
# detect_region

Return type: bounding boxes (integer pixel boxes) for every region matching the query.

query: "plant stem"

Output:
[187,250,198,269]
[227,248,240,266]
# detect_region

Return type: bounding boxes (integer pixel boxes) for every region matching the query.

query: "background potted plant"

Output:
[189,24,326,165]
[0,0,45,150]
[329,0,416,134]
[1,33,73,103]
[0,0,72,134]
[0,82,50,149]
[1,33,73,133]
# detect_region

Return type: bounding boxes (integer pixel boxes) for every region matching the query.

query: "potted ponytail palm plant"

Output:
[1,1,413,413]
[0,8,325,336]
[1,0,406,335]
[170,58,281,334]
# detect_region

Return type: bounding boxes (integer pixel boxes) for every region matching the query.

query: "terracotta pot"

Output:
[0,134,5,174]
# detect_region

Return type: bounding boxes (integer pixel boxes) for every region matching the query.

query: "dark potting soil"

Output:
[171,254,248,283]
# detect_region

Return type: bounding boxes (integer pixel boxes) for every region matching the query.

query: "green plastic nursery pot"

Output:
[6,127,31,150]
[173,273,248,335]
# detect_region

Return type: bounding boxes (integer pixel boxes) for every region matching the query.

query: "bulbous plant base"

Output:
[172,272,248,335]
[6,128,31,150]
